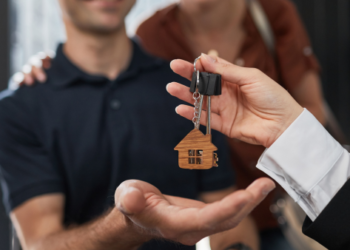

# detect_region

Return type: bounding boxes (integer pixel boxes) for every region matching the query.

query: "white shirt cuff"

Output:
[257,109,346,221]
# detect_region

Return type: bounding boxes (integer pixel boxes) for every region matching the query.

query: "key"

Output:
[175,56,221,170]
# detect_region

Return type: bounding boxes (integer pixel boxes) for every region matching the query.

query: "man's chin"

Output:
[80,22,124,35]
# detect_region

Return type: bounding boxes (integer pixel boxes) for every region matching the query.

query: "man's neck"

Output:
[178,0,245,35]
[63,22,132,80]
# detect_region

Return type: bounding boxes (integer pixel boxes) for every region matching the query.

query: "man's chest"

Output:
[41,83,196,195]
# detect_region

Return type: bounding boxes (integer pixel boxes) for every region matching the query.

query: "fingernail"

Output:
[262,185,275,195]
[117,202,130,215]
[166,83,170,92]
[46,50,56,58]
[38,74,46,83]
[175,106,178,114]
[37,51,46,60]
[201,53,216,63]
[29,56,42,68]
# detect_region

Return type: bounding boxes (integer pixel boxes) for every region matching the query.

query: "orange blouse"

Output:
[136,0,320,230]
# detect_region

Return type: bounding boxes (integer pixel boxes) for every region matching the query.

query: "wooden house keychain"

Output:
[175,56,222,170]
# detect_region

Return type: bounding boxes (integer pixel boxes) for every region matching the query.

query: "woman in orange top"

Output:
[136,0,324,249]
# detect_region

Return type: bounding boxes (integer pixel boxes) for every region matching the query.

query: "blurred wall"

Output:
[0,0,11,248]
[292,0,350,139]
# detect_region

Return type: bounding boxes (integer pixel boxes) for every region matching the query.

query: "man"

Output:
[0,1,274,250]
[168,53,350,250]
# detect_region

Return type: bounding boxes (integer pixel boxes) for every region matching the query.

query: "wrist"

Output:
[96,207,152,249]
[267,105,304,148]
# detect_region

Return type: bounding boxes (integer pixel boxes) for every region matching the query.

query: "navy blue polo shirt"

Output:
[0,41,234,250]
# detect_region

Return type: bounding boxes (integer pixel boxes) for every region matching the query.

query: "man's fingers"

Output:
[232,178,276,223]
[199,178,275,231]
[198,190,253,229]
[118,186,146,215]
[165,195,205,208]
[115,181,147,215]
[221,178,275,229]
[115,180,162,215]
[244,178,275,211]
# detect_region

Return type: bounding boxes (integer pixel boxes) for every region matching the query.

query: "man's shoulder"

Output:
[0,83,52,119]
[0,83,51,102]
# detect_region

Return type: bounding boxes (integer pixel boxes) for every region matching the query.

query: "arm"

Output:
[291,71,326,125]
[11,179,274,250]
[167,54,350,249]
[11,194,148,250]
[201,187,259,250]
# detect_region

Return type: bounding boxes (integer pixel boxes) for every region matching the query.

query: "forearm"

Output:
[210,215,259,250]
[31,208,150,250]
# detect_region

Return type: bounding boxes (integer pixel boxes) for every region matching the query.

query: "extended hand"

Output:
[115,179,275,246]
[167,54,304,148]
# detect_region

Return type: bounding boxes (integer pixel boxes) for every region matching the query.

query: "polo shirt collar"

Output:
[48,39,163,88]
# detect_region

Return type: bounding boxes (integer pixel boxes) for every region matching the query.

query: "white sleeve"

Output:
[256,109,350,221]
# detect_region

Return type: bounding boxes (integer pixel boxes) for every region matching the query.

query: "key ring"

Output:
[193,55,201,72]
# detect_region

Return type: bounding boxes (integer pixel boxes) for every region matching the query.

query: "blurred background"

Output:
[0,0,349,249]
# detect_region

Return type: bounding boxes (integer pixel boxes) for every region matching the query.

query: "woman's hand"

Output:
[167,54,303,148]
[10,51,53,88]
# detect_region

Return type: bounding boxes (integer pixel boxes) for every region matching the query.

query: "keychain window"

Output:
[188,149,203,165]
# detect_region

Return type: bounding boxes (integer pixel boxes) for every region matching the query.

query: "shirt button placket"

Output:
[110,99,121,110]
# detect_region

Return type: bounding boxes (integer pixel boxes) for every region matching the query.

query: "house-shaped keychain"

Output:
[175,129,218,170]
[174,55,221,170]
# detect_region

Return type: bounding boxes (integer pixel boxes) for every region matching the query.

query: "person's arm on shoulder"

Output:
[9,51,52,88]
[201,187,259,250]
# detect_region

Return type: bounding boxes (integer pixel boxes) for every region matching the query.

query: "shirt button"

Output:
[110,99,121,110]
[303,46,313,56]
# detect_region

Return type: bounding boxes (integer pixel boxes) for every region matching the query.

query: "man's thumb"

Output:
[116,185,146,216]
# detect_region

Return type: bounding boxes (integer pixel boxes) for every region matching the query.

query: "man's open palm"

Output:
[167,54,303,148]
[115,179,274,246]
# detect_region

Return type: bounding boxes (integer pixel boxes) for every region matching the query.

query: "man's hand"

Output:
[115,179,275,246]
[167,54,304,148]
